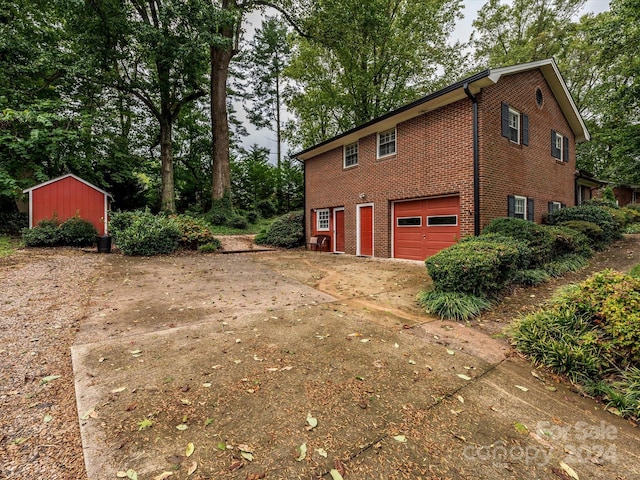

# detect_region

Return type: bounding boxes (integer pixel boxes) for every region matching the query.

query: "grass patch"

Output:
[416,290,492,321]
[624,223,640,234]
[0,236,20,256]
[511,269,551,286]
[631,263,640,278]
[509,270,640,420]
[543,254,588,278]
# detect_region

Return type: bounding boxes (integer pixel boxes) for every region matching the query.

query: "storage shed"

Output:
[23,174,113,236]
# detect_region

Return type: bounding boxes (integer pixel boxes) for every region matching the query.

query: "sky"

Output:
[241,0,612,160]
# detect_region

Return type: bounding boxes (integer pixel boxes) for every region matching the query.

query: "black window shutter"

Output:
[527,198,535,221]
[507,195,515,217]
[522,113,529,146]
[501,102,510,138]
[563,136,569,162]
[551,130,559,158]
[548,202,554,213]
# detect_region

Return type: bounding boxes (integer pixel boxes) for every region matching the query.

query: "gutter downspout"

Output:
[464,83,481,236]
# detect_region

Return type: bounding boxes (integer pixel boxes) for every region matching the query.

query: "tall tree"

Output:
[471,0,586,67]
[74,0,214,212]
[241,17,291,207]
[284,0,465,149]
[230,144,276,211]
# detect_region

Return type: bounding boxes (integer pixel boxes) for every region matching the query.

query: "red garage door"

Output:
[393,196,460,261]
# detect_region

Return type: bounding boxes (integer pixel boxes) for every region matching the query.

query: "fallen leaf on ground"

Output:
[176,424,188,431]
[393,435,407,443]
[296,443,307,461]
[241,451,254,461]
[39,375,60,385]
[515,385,529,392]
[457,395,464,404]
[514,422,529,434]
[306,413,318,430]
[559,461,579,479]
[245,473,266,480]
[457,374,472,381]
[153,472,174,480]
[187,462,197,476]
[185,443,194,457]
[334,459,346,476]
[111,387,127,393]
[446,349,455,355]
[316,448,328,458]
[126,469,138,480]
[329,470,344,480]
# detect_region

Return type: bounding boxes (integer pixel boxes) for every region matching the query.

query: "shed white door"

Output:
[393,196,460,261]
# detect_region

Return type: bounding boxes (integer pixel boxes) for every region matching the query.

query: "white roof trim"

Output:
[488,58,590,143]
[23,173,114,199]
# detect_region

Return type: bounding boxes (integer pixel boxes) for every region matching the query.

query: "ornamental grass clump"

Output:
[510,270,640,419]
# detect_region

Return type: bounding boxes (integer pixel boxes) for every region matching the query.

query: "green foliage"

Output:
[511,269,551,286]
[425,236,523,297]
[546,225,593,259]
[557,220,605,250]
[198,239,221,253]
[230,146,277,212]
[245,210,259,224]
[254,210,304,248]
[167,214,216,250]
[110,211,180,256]
[59,217,98,247]
[256,199,277,218]
[416,290,491,321]
[630,263,640,278]
[625,223,640,234]
[22,218,63,246]
[0,212,28,235]
[547,204,621,246]
[0,235,20,256]
[510,270,640,419]
[482,217,555,266]
[543,254,589,278]
[228,215,248,230]
[601,186,617,204]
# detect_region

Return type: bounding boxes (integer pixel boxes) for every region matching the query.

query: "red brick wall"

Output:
[477,70,576,229]
[305,100,474,257]
[304,68,578,257]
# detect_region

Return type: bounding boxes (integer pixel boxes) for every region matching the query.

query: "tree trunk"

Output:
[160,119,176,213]
[211,44,233,203]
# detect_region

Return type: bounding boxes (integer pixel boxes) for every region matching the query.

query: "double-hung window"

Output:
[501,102,529,145]
[377,128,396,158]
[344,142,358,168]
[508,195,534,221]
[548,201,565,213]
[316,209,330,231]
[551,130,569,162]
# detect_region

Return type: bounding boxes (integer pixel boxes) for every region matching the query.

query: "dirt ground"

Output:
[1,236,639,480]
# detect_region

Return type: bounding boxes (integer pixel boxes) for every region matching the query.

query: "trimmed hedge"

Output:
[425,236,522,297]
[482,217,555,267]
[22,217,98,247]
[255,210,304,248]
[167,214,217,249]
[547,204,621,246]
[112,212,181,256]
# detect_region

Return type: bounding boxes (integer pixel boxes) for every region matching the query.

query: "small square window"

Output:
[377,128,396,158]
[316,209,330,231]
[344,142,358,168]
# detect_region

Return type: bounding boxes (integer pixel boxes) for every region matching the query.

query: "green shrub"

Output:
[246,210,259,224]
[228,214,248,230]
[198,239,222,253]
[630,264,640,278]
[557,220,605,250]
[547,225,593,258]
[109,210,140,234]
[256,199,277,218]
[168,214,216,249]
[425,236,522,296]
[22,218,63,246]
[543,254,588,277]
[0,212,28,235]
[416,290,491,321]
[255,210,304,248]
[511,269,551,286]
[111,212,181,256]
[547,204,621,246]
[465,233,532,269]
[625,223,640,234]
[620,207,640,225]
[482,217,555,266]
[59,217,98,247]
[510,270,640,419]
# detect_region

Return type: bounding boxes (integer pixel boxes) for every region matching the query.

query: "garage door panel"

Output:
[393,197,460,261]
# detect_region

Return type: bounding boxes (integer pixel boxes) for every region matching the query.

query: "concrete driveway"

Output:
[71,251,639,480]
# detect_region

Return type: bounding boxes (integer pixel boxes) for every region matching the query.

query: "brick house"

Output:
[295,59,590,261]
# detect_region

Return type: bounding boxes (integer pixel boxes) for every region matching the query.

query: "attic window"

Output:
[536,88,543,107]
